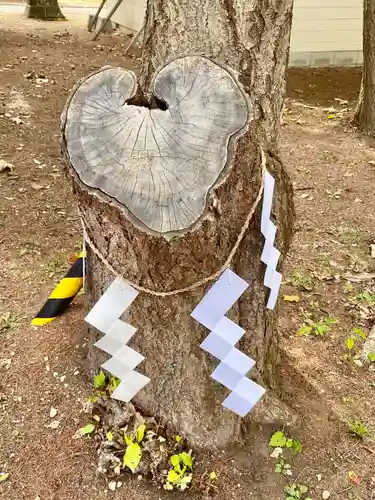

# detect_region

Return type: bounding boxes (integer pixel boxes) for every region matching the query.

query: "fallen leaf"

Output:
[210,471,217,480]
[31,183,45,190]
[348,471,361,484]
[0,472,9,482]
[327,113,336,119]
[0,159,14,173]
[283,295,300,303]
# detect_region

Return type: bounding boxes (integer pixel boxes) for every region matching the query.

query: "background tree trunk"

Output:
[25,0,66,20]
[353,0,375,132]
[63,0,295,449]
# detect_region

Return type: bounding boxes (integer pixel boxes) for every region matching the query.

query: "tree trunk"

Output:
[61,0,295,449]
[353,0,375,133]
[25,0,66,20]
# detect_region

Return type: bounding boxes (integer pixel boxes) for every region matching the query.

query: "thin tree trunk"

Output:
[62,0,295,449]
[25,0,66,20]
[353,0,375,133]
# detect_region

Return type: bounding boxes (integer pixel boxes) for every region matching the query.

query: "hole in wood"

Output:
[126,93,168,111]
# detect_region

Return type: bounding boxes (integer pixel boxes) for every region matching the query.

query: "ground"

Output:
[0,12,374,500]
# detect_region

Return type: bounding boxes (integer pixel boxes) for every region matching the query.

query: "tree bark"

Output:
[353,0,375,133]
[62,0,295,449]
[25,0,66,21]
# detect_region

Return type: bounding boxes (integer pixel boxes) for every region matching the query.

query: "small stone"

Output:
[371,245,375,258]
[322,491,330,500]
[317,474,322,482]
[53,372,58,377]
[108,481,116,491]
[114,466,121,475]
[49,407,58,418]
[270,447,283,459]
[117,481,122,488]
[73,370,79,375]
[60,375,66,382]
[47,420,60,429]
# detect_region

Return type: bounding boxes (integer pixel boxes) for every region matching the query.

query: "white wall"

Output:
[290,0,363,66]
[105,0,145,33]
[104,0,364,67]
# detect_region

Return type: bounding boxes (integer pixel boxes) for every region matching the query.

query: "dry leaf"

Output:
[0,159,14,173]
[283,295,300,303]
[31,183,45,190]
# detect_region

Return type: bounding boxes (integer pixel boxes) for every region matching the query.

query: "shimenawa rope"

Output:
[80,150,266,297]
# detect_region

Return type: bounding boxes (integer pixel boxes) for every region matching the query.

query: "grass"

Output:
[0,312,18,333]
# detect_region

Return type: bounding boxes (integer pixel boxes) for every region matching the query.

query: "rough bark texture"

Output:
[353,0,375,133]
[62,0,295,449]
[25,0,66,20]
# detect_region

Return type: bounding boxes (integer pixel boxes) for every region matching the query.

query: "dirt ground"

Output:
[0,13,374,500]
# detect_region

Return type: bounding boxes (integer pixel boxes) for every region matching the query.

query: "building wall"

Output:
[290,0,363,67]
[104,0,363,67]
[106,0,145,33]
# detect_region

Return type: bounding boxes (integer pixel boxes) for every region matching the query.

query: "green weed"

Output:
[0,312,19,333]
[297,317,337,337]
[284,484,312,500]
[287,272,314,292]
[348,420,370,439]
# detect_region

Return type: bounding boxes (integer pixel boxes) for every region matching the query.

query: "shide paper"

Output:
[261,170,282,310]
[191,269,266,417]
[85,277,150,402]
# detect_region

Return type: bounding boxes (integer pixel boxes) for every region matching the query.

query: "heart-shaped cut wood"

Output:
[62,56,249,233]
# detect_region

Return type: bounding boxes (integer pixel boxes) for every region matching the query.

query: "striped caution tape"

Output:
[32,250,86,326]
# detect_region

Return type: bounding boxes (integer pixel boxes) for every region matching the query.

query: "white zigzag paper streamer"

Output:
[191,269,266,417]
[261,170,282,310]
[85,277,150,402]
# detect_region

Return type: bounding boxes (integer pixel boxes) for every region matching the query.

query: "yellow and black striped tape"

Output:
[32,250,86,326]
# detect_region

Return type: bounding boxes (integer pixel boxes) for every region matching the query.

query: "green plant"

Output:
[348,420,369,439]
[275,457,292,476]
[107,376,121,394]
[345,328,367,363]
[77,423,95,437]
[165,452,193,491]
[123,424,146,473]
[90,372,120,400]
[93,370,106,389]
[269,431,302,454]
[368,352,375,362]
[297,317,337,337]
[0,312,18,333]
[356,290,375,303]
[284,484,312,500]
[287,272,314,292]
